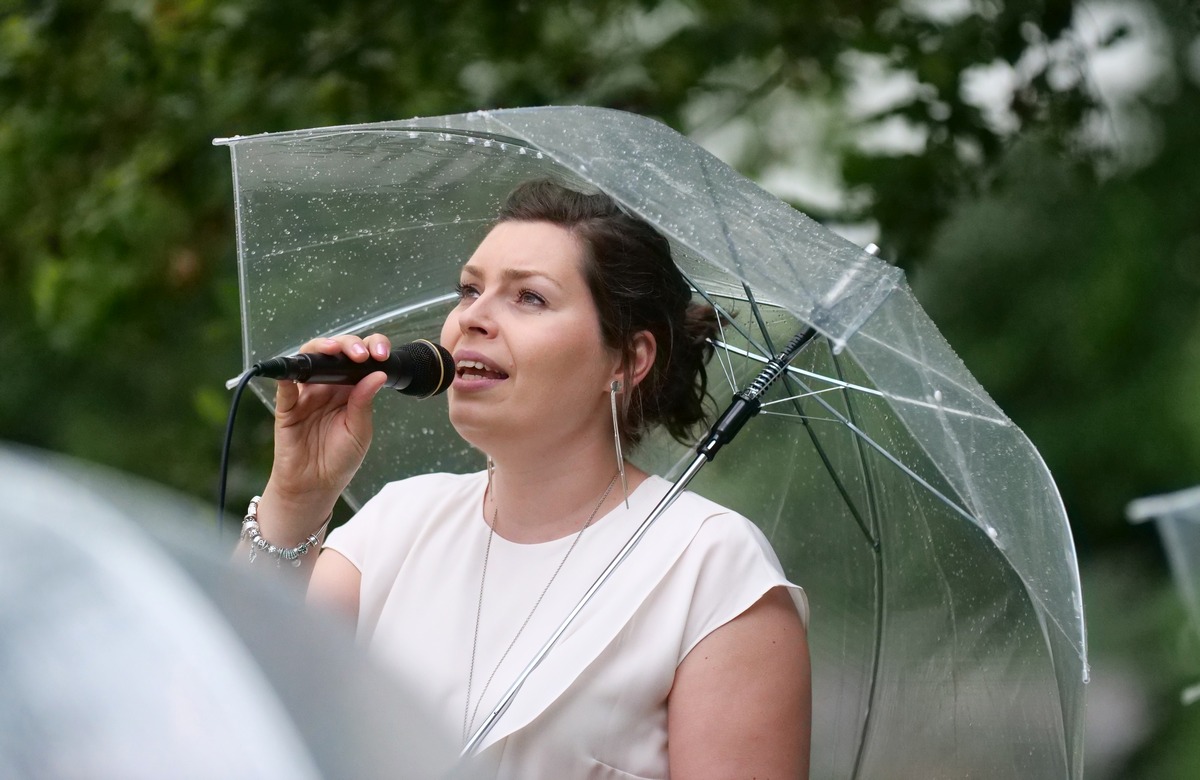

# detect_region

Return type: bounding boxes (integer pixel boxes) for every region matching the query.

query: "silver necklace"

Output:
[462,472,620,742]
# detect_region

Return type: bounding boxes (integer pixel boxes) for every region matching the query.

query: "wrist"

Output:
[240,494,332,568]
[259,482,339,529]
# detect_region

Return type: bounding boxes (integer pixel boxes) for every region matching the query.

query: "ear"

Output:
[617,330,656,390]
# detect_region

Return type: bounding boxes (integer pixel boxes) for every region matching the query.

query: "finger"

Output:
[343,371,388,442]
[347,370,388,411]
[299,336,342,354]
[364,333,392,360]
[335,334,371,362]
[299,335,370,362]
[275,375,301,416]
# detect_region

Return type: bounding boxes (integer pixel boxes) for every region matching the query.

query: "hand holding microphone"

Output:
[257,334,452,537]
[255,338,454,398]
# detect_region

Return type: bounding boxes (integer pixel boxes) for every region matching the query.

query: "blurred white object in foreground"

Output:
[1128,485,1200,705]
[0,443,462,779]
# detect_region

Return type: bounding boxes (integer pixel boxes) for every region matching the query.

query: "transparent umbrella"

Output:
[216,106,1087,778]
[1128,485,1200,705]
[0,443,465,779]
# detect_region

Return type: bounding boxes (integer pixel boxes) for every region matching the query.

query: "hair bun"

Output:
[684,302,721,352]
[498,178,725,444]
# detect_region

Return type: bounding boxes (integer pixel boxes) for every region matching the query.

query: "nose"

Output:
[454,291,496,337]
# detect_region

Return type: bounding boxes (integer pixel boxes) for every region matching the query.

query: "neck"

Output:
[485,437,646,544]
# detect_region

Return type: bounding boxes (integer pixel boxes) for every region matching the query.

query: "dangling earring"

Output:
[610,380,629,508]
[486,456,496,514]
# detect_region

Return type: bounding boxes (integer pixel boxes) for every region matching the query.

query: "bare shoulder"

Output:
[668,586,811,780]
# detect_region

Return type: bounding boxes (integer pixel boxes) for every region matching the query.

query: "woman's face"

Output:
[439,220,619,455]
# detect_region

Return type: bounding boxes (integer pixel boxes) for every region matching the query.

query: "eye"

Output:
[455,282,480,301]
[517,288,547,306]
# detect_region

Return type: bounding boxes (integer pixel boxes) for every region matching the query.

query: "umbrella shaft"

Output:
[460,453,709,758]
[698,327,819,462]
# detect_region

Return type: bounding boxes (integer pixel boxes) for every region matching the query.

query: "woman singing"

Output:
[242,179,811,778]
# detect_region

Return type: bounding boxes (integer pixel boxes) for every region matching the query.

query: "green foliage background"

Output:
[2,0,1198,776]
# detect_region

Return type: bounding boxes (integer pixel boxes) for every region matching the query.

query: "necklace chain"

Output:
[462,471,620,743]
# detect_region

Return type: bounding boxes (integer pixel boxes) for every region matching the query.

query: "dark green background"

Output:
[2,1,1197,776]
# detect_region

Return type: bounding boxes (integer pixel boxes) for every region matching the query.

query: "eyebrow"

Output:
[461,263,565,290]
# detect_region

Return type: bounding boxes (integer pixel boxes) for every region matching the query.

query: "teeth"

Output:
[455,359,508,379]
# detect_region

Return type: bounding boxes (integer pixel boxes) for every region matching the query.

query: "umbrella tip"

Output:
[225,371,252,390]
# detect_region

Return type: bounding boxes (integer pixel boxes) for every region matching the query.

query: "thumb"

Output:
[343,371,388,442]
[274,377,300,417]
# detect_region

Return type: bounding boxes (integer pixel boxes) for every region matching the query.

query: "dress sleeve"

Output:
[321,473,462,574]
[321,481,402,572]
[677,510,808,665]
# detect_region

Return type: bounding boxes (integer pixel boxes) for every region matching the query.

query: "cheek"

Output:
[539,326,611,383]
[439,312,458,346]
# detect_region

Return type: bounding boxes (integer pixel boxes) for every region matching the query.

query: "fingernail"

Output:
[372,343,386,357]
[351,344,368,357]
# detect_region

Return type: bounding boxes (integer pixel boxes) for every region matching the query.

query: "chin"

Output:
[447,406,502,455]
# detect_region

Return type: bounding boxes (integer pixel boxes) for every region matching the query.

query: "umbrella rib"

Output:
[741,315,880,549]
[708,303,742,391]
[741,336,980,525]
[698,270,887,549]
[324,293,460,339]
[795,363,1088,671]
[257,218,494,259]
[832,347,888,780]
[832,342,886,541]
[679,269,773,393]
[797,386,979,525]
[759,386,848,406]
[852,326,999,411]
[713,341,1009,426]
[697,268,881,548]
[739,282,779,357]
[758,410,842,425]
[734,281,879,545]
[783,384,880,552]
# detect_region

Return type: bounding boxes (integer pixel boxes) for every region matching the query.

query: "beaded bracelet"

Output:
[240,495,330,567]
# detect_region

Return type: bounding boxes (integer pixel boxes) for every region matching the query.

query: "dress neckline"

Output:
[473,472,666,548]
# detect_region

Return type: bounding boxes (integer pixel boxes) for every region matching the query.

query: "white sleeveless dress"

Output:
[323,471,806,779]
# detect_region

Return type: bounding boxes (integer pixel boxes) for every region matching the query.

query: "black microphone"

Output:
[253,339,455,398]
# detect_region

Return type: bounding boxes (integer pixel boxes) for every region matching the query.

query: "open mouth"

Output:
[456,359,509,381]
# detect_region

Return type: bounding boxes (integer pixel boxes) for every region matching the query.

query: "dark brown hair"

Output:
[496,178,721,444]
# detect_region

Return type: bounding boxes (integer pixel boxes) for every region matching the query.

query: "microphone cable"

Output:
[217,367,262,539]
[214,340,454,539]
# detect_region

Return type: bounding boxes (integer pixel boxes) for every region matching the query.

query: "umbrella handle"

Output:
[458,326,820,758]
[459,453,708,758]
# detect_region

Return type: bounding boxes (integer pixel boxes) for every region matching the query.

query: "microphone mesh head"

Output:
[398,340,455,398]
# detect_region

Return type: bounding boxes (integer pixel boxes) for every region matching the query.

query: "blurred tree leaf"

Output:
[2,0,1199,775]
[0,0,1101,497]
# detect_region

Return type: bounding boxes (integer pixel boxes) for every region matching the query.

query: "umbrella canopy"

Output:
[216,106,1087,778]
[0,444,465,779]
[1128,486,1200,704]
